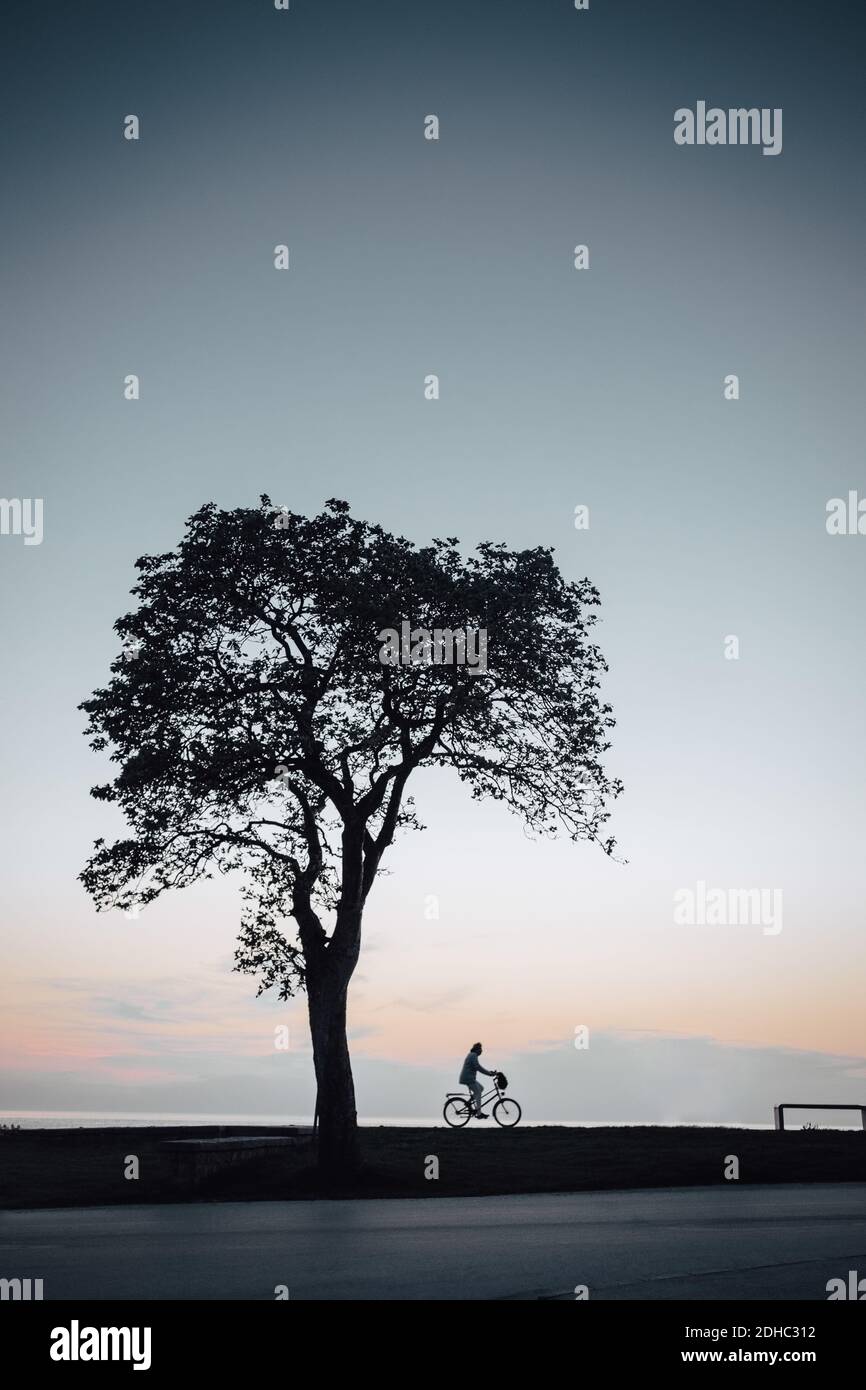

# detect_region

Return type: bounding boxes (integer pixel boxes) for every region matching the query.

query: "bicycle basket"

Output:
[495,1071,508,1090]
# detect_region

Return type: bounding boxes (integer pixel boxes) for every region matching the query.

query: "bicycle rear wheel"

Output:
[493,1098,521,1127]
[443,1097,472,1128]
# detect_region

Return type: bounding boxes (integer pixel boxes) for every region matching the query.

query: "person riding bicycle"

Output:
[459,1042,497,1118]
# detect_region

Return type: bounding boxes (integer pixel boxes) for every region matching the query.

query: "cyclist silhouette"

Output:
[459,1041,496,1118]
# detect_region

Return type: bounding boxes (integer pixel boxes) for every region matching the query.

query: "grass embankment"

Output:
[1,1124,863,1209]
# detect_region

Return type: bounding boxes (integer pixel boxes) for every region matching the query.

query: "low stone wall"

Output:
[161,1131,314,1186]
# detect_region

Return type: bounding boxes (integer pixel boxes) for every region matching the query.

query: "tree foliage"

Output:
[80,497,621,1000]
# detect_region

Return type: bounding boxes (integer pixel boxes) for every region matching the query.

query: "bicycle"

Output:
[443,1072,522,1128]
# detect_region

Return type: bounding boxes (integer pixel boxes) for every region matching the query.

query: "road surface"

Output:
[2,1183,864,1300]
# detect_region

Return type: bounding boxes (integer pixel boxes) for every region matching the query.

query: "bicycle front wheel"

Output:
[493,1098,521,1128]
[443,1097,472,1128]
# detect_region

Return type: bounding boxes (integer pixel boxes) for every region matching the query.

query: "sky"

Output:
[1,0,864,1124]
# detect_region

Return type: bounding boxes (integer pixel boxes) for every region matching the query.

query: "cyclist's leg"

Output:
[471,1080,482,1115]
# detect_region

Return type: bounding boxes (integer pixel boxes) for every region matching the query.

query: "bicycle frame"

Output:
[465,1082,503,1108]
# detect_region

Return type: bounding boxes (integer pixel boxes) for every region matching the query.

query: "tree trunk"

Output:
[307,950,361,1179]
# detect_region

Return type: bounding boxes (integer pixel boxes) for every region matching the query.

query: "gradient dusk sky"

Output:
[1,0,864,1123]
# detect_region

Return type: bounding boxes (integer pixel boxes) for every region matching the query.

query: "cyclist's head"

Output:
[471,1042,483,1053]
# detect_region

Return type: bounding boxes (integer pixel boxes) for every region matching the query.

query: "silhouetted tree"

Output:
[80,498,621,1177]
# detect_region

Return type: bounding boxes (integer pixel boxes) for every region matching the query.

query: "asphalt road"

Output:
[2,1183,864,1300]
